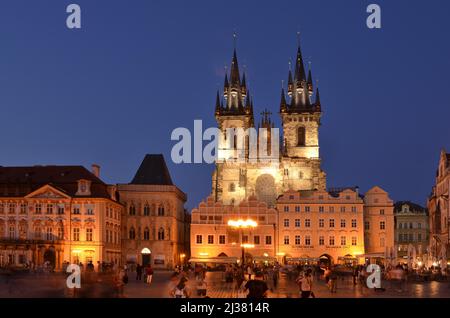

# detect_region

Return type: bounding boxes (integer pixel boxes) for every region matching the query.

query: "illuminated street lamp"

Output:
[228,219,257,267]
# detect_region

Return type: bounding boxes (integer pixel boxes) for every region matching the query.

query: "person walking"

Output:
[298,269,315,298]
[145,264,154,284]
[244,271,268,299]
[136,264,143,281]
[329,267,338,293]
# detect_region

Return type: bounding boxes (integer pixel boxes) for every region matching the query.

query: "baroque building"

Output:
[212,43,326,208]
[427,150,449,263]
[0,165,122,269]
[117,154,188,269]
[394,201,429,260]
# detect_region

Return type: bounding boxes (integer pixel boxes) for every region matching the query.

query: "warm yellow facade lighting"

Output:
[227,219,258,228]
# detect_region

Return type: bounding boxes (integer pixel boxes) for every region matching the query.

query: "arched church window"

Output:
[158,206,165,216]
[158,228,165,240]
[129,205,136,216]
[143,227,150,240]
[297,126,306,146]
[143,205,150,216]
[129,227,136,240]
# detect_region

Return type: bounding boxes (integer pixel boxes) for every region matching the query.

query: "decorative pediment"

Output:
[25,184,70,200]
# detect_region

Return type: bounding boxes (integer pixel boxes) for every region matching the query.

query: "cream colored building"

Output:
[363,186,395,261]
[117,154,188,269]
[394,201,429,260]
[427,150,449,263]
[0,165,122,269]
[190,195,277,265]
[276,188,365,264]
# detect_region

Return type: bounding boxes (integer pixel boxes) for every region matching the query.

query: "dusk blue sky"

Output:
[0,0,449,209]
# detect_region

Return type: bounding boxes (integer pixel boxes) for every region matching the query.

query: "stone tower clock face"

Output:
[255,174,276,207]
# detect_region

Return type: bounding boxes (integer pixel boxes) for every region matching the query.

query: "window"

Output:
[418,223,422,229]
[380,221,385,230]
[319,236,325,246]
[329,219,335,228]
[352,219,357,228]
[242,235,249,244]
[329,236,335,246]
[158,228,165,240]
[399,223,403,229]
[219,235,226,244]
[86,207,94,215]
[35,204,42,214]
[284,169,289,176]
[295,206,300,212]
[73,228,80,241]
[9,226,15,239]
[352,237,357,246]
[229,183,236,192]
[351,206,357,213]
[208,235,214,244]
[297,126,306,146]
[340,219,346,228]
[417,233,422,242]
[284,236,290,245]
[319,219,324,228]
[196,235,202,244]
[340,206,346,213]
[305,235,311,246]
[129,227,136,240]
[9,203,16,214]
[329,206,335,213]
[295,235,301,245]
[158,206,165,216]
[73,207,80,215]
[46,204,53,215]
[409,222,413,229]
[265,236,272,245]
[299,171,304,179]
[86,228,93,241]
[57,206,64,215]
[0,203,4,214]
[305,219,311,228]
[365,221,370,230]
[409,233,414,242]
[58,227,64,240]
[305,206,310,212]
[143,228,150,240]
[380,237,385,247]
[46,227,53,240]
[380,209,385,215]
[34,227,42,239]
[20,204,27,214]
[341,236,346,246]
[319,206,324,213]
[295,219,301,227]
[284,206,289,212]
[284,219,290,227]
[143,205,150,216]
[129,205,136,216]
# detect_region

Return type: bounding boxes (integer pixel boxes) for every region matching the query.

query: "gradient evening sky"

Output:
[0,0,449,209]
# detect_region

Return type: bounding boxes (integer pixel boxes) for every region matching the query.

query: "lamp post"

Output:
[227,219,257,268]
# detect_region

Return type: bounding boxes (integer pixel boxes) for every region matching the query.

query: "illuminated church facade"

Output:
[212,43,326,208]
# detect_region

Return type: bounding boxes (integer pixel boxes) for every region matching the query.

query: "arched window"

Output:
[229,183,236,192]
[297,126,306,146]
[129,205,136,216]
[129,227,136,240]
[158,206,165,216]
[143,205,150,216]
[144,227,150,240]
[158,228,165,240]
[399,223,403,229]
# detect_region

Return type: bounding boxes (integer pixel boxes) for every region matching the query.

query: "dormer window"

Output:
[76,179,92,196]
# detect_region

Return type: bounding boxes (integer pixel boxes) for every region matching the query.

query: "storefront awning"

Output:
[188,257,238,264]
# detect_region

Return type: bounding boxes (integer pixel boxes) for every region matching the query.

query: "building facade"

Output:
[276,189,365,264]
[0,165,122,269]
[427,150,450,263]
[394,201,429,259]
[212,43,326,208]
[363,186,395,259]
[117,154,188,269]
[190,195,277,265]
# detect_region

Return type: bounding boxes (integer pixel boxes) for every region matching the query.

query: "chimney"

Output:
[92,164,100,178]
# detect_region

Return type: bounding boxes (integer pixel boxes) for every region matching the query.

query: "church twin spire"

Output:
[216,34,322,121]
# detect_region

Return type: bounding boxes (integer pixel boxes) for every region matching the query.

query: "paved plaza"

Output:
[1,269,450,298]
